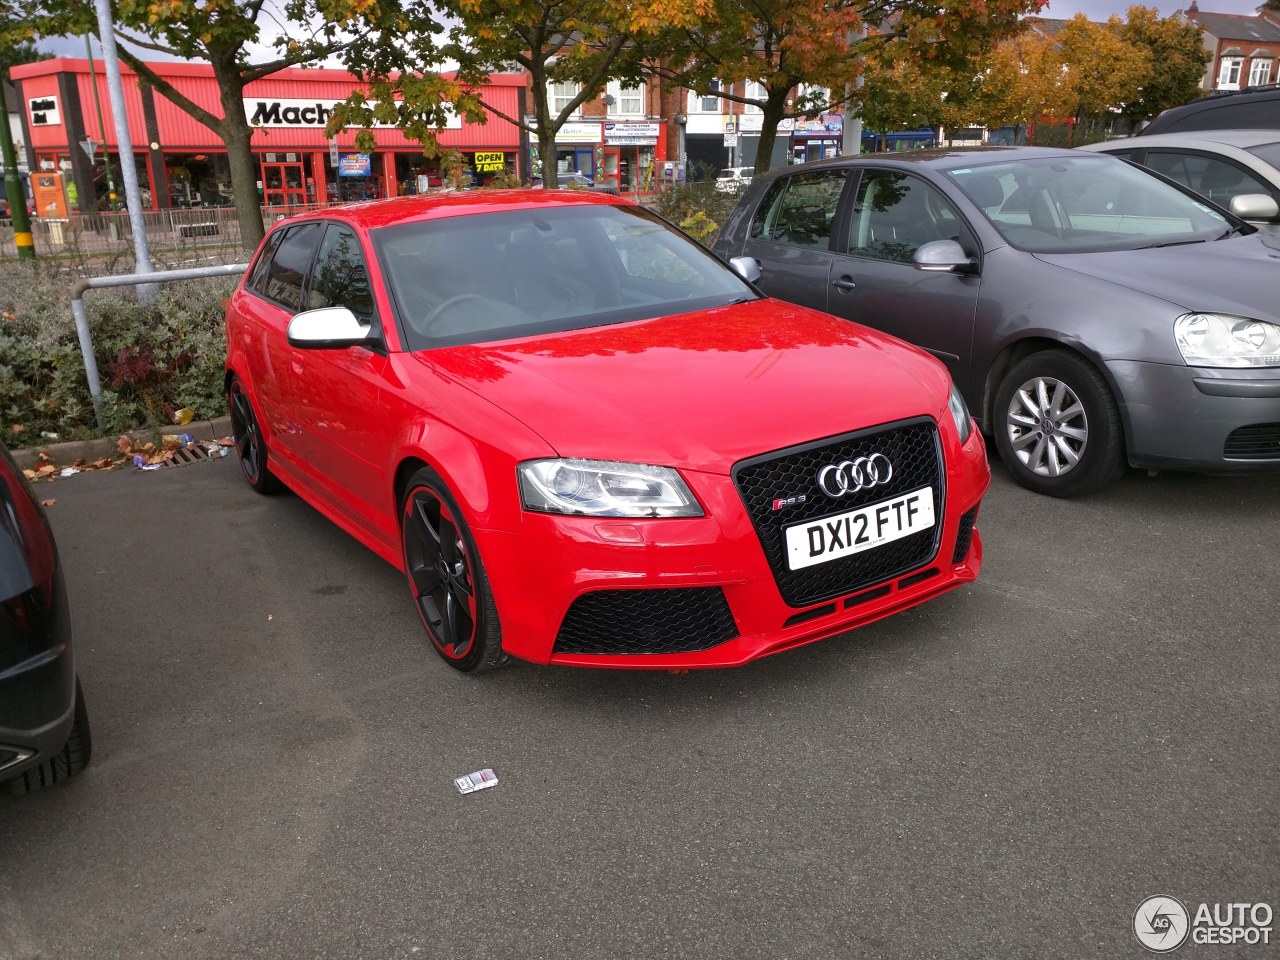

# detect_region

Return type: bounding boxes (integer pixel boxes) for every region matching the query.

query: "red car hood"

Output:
[418,299,950,474]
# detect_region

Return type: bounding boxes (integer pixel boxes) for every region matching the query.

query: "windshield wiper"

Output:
[1214,225,1246,240]
[1144,237,1209,249]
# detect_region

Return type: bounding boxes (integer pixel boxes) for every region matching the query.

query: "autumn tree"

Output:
[981,29,1071,137]
[332,0,708,188]
[1114,6,1211,123]
[22,0,391,249]
[1054,15,1150,138]
[650,0,1042,176]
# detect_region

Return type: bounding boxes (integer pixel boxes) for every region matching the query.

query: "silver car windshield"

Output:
[947,155,1234,253]
[375,203,757,349]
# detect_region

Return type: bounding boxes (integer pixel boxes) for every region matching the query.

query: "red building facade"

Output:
[11,58,526,214]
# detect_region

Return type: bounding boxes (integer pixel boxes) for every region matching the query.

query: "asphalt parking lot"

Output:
[1,452,1276,959]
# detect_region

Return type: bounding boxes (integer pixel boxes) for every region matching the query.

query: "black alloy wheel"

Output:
[228,377,282,494]
[400,468,505,672]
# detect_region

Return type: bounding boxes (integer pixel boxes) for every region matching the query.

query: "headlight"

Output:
[947,382,973,443]
[1174,313,1280,367]
[518,459,703,518]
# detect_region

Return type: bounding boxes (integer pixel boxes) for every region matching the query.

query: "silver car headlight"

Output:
[1174,313,1280,368]
[948,382,973,443]
[518,459,703,518]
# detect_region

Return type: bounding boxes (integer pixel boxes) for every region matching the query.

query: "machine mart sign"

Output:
[29,95,60,127]
[245,98,460,129]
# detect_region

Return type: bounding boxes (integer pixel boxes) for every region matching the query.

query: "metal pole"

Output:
[0,67,35,260]
[93,0,158,301]
[842,28,866,157]
[85,36,118,210]
[71,263,249,428]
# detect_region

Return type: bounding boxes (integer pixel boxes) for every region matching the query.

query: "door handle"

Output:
[831,277,857,292]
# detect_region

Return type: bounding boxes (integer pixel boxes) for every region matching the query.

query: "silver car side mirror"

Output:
[287,306,373,349]
[1229,193,1280,222]
[729,256,762,284]
[912,239,977,273]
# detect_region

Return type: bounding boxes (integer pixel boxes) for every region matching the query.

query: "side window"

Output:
[847,171,961,264]
[749,170,847,248]
[1144,151,1270,207]
[308,224,374,320]
[262,222,321,312]
[247,230,285,297]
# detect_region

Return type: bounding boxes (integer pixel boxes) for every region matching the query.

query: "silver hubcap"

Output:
[1006,375,1088,478]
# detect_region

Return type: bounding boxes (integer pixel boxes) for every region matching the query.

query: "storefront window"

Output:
[165,152,233,208]
[325,151,380,202]
[395,153,442,195]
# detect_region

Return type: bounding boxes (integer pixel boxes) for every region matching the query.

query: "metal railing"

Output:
[0,201,352,259]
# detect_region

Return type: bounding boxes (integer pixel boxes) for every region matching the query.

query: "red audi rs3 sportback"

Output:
[224,191,990,672]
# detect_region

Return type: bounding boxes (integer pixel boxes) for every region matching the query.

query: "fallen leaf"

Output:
[37,451,51,462]
[217,436,235,447]
[161,435,181,450]
[10,424,23,434]
[91,457,113,469]
[23,468,38,481]
[36,464,56,477]
[116,435,132,454]
[142,442,156,454]
[72,457,86,467]
[40,498,56,507]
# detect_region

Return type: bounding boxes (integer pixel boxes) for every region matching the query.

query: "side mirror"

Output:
[729,256,762,284]
[287,306,373,349]
[1229,193,1280,222]
[912,239,977,274]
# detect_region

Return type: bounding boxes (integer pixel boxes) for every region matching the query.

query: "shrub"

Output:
[649,178,744,247]
[0,262,234,446]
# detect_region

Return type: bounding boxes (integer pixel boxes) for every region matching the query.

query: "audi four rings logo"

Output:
[817,454,894,497]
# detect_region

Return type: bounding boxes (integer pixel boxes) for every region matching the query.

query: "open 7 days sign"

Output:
[244,98,460,130]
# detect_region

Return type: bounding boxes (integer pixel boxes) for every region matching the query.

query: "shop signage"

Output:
[473,151,506,172]
[338,153,372,177]
[603,122,659,145]
[245,97,460,129]
[29,95,60,126]
[525,119,602,144]
[792,114,843,134]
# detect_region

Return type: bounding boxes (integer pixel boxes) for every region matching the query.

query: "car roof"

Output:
[1082,130,1280,151]
[271,189,629,232]
[749,145,1094,181]
[1141,86,1280,134]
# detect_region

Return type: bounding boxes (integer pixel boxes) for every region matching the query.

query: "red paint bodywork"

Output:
[225,192,990,668]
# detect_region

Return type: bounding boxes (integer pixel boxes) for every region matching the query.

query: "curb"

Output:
[11,415,234,471]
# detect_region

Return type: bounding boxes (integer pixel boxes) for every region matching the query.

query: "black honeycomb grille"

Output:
[1224,423,1280,460]
[952,504,979,564]
[553,588,738,656]
[733,419,944,607]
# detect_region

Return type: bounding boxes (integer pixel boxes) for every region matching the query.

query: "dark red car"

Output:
[224,191,990,672]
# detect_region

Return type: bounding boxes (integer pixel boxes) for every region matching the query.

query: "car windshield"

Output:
[719,169,740,178]
[375,202,758,350]
[947,155,1235,253]
[1245,141,1280,169]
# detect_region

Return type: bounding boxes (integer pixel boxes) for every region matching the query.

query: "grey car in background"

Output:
[713,146,1280,497]
[1079,130,1280,232]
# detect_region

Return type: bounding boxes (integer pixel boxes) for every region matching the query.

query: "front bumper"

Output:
[479,426,990,668]
[0,569,76,782]
[1107,360,1280,470]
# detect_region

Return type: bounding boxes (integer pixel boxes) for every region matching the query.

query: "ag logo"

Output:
[1134,896,1190,953]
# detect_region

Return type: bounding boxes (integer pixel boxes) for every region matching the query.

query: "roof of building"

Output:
[1180,11,1280,44]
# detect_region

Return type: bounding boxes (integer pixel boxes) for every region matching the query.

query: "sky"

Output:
[1040,0,1264,18]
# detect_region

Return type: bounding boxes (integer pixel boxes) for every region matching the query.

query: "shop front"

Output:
[790,114,843,164]
[602,122,659,191]
[10,59,526,215]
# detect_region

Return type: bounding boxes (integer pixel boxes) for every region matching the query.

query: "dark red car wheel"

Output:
[400,468,505,672]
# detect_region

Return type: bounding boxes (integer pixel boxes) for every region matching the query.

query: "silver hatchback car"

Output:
[713,146,1280,497]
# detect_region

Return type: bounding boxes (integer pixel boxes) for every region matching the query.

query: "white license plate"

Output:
[784,487,935,571]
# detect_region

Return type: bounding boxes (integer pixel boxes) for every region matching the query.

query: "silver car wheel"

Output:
[1005,375,1089,478]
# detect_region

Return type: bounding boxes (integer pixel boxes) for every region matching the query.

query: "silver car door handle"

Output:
[831,277,857,292]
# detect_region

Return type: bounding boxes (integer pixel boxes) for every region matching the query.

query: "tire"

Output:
[228,376,282,495]
[993,350,1127,498]
[400,467,506,672]
[5,680,92,796]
